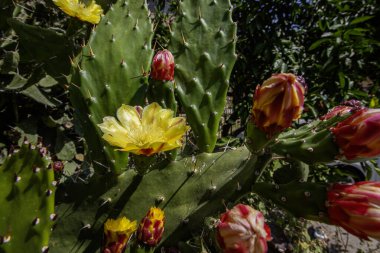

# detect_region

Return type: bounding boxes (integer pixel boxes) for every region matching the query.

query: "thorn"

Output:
[99,198,112,207]
[14,175,21,183]
[181,31,187,46]
[32,218,40,226]
[88,45,95,57]
[41,246,49,253]
[198,6,202,19]
[80,224,91,230]
[86,88,92,99]
[76,62,83,71]
[46,189,53,196]
[50,213,58,221]
[33,167,41,173]
[133,19,139,30]
[0,235,11,244]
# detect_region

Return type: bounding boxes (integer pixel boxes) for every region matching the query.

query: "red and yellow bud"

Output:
[327,181,380,240]
[138,207,165,247]
[330,108,380,160]
[252,73,306,136]
[216,204,271,253]
[103,217,137,253]
[320,100,362,120]
[151,50,175,81]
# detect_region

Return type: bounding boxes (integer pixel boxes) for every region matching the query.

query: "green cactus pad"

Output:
[49,147,271,252]
[271,115,351,164]
[70,0,154,174]
[0,144,55,253]
[169,0,237,152]
[252,182,329,223]
[147,80,177,113]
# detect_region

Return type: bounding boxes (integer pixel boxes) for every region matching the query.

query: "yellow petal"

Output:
[165,117,190,142]
[142,102,161,126]
[52,0,103,24]
[117,104,142,131]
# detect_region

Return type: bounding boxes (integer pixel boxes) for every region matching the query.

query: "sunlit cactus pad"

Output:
[0,144,55,253]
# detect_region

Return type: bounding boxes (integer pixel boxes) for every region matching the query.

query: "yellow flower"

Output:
[98,102,190,156]
[103,217,137,253]
[52,0,103,24]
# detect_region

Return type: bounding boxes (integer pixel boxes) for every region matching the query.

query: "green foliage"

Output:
[0,144,55,253]
[227,0,380,130]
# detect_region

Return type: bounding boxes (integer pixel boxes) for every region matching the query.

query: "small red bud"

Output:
[52,161,64,172]
[151,50,175,81]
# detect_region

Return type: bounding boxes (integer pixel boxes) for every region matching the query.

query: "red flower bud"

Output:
[216,204,271,253]
[138,207,165,247]
[252,73,306,137]
[320,100,362,120]
[52,161,64,172]
[327,181,380,240]
[151,50,175,81]
[330,108,380,160]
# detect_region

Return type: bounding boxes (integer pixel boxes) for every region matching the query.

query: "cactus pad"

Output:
[0,144,55,253]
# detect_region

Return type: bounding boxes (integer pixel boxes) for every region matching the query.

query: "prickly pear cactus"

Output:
[70,0,154,174]
[49,147,271,252]
[169,0,237,152]
[252,182,328,222]
[0,144,55,253]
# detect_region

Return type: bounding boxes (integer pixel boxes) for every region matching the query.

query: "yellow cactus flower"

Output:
[103,217,137,253]
[98,102,190,156]
[52,0,103,24]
